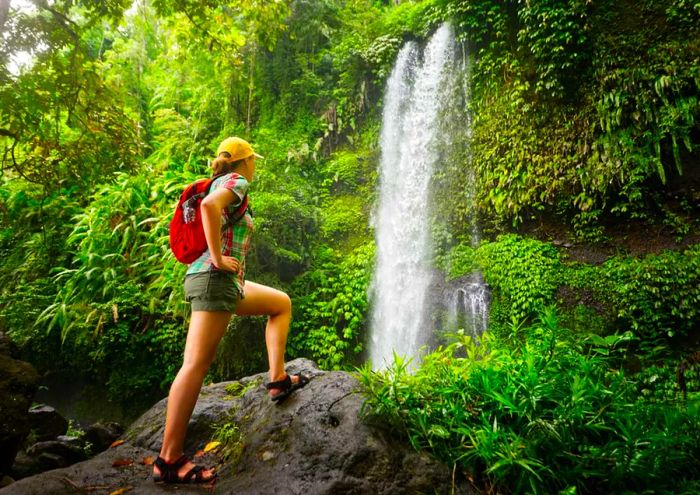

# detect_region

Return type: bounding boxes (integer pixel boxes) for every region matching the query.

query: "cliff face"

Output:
[0,358,476,495]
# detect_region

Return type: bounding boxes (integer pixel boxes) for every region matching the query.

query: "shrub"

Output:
[289,243,374,369]
[359,309,700,494]
[447,235,700,345]
[602,244,700,343]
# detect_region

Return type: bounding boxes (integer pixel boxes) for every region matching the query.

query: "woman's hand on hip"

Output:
[213,255,240,273]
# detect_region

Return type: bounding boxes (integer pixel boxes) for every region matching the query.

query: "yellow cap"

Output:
[216,137,264,161]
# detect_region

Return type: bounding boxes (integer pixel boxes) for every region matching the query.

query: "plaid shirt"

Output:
[186,173,253,296]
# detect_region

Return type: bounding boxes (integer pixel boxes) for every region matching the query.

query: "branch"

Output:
[0,128,18,139]
[33,0,80,40]
[183,9,222,50]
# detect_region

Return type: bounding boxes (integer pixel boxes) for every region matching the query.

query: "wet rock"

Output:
[27,440,87,465]
[84,422,124,453]
[1,444,177,495]
[0,359,477,495]
[11,437,87,480]
[0,332,39,478]
[27,405,69,442]
[9,452,41,480]
[0,333,19,359]
[55,436,83,447]
[35,453,66,472]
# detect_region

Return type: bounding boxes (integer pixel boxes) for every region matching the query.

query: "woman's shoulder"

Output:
[215,172,249,190]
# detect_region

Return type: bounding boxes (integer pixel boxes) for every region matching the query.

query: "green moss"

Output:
[224,379,260,399]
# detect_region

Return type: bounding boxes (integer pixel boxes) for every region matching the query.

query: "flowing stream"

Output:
[369,23,488,369]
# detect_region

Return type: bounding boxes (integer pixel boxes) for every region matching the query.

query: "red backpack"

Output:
[169,173,249,264]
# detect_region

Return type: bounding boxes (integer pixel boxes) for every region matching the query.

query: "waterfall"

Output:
[369,24,459,369]
[445,274,489,342]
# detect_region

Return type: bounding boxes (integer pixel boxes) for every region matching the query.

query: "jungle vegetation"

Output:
[1,0,699,493]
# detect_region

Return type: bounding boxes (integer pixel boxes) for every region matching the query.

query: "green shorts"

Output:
[184,271,241,312]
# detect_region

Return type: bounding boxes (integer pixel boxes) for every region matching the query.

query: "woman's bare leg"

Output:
[155,310,231,479]
[235,281,295,389]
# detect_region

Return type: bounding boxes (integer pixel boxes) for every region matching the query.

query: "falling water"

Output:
[445,274,489,342]
[369,24,458,369]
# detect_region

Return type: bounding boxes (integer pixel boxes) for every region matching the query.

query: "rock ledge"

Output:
[0,359,475,495]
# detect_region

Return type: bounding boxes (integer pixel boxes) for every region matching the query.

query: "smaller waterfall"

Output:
[445,274,489,341]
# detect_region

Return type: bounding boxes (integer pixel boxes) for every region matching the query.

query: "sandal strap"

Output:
[266,374,291,391]
[155,454,188,472]
[183,464,204,483]
[155,455,190,482]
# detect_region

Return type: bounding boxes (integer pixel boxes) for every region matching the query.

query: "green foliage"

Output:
[439,242,477,280]
[447,235,700,346]
[211,417,244,464]
[636,359,700,403]
[359,310,700,494]
[0,179,79,350]
[600,245,700,343]
[517,0,592,99]
[289,243,374,369]
[319,195,364,240]
[247,190,317,281]
[36,170,188,343]
[0,8,698,495]
[4,169,199,399]
[208,316,268,382]
[557,245,700,346]
[433,0,700,232]
[0,5,140,188]
[476,235,562,324]
[85,290,187,404]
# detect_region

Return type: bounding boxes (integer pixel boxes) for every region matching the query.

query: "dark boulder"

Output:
[27,405,68,442]
[9,452,41,480]
[11,437,87,480]
[27,439,87,465]
[83,422,124,453]
[54,436,83,447]
[0,332,39,478]
[0,359,477,495]
[0,332,19,359]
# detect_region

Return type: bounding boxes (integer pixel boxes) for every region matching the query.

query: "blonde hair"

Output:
[211,152,247,176]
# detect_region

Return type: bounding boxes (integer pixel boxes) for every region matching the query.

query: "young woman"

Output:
[153,137,309,484]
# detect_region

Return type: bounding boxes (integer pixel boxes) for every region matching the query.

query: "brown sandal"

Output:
[266,373,310,403]
[152,455,216,484]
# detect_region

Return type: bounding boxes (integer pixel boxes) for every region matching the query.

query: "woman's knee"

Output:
[275,291,292,317]
[181,355,214,376]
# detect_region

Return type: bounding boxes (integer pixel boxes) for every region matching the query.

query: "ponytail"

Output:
[211,153,246,176]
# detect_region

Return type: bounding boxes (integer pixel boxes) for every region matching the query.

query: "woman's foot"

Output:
[266,373,310,402]
[152,455,216,484]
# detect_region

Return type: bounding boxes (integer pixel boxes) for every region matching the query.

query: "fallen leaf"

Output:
[141,456,155,466]
[109,439,125,448]
[109,487,133,495]
[203,441,221,453]
[193,450,205,458]
[111,459,133,468]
